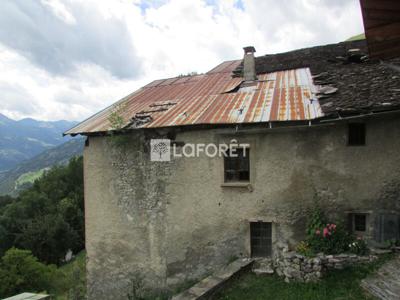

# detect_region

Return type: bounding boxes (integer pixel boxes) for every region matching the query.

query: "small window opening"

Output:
[348,123,366,146]
[354,214,367,232]
[224,148,249,182]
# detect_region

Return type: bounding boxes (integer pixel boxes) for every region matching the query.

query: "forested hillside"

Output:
[0,156,84,298]
[0,138,84,196]
[0,156,84,264]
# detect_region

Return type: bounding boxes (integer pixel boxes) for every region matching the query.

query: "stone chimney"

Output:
[243,46,257,81]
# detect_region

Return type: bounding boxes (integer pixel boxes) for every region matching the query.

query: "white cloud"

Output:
[0,0,364,121]
[0,44,144,121]
[243,0,363,53]
[41,0,77,25]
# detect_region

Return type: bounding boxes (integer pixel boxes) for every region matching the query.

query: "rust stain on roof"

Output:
[65,60,323,135]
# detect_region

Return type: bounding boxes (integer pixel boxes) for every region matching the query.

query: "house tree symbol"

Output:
[153,141,168,159]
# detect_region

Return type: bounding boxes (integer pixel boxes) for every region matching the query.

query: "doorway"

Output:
[250,222,272,257]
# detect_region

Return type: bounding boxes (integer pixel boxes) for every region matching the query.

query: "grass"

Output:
[15,169,45,187]
[53,251,86,299]
[216,254,393,300]
[51,252,194,300]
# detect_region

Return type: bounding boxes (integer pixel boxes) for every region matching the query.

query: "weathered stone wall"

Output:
[84,114,400,299]
[164,115,400,285]
[275,252,378,282]
[84,133,175,299]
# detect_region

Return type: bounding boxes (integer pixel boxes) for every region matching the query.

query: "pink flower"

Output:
[357,236,362,240]
[315,230,321,235]
[323,227,329,237]
[327,223,336,231]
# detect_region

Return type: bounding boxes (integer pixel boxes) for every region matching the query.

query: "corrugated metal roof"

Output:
[65,60,323,135]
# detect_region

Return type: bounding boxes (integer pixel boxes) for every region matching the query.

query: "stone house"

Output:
[66,38,400,299]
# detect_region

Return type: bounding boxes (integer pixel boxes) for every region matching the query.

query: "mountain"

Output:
[0,138,84,196]
[0,113,77,171]
[346,33,365,41]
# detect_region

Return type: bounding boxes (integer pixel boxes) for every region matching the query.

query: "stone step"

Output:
[172,258,254,300]
[361,255,400,300]
[253,267,274,276]
[252,258,274,276]
[370,249,394,255]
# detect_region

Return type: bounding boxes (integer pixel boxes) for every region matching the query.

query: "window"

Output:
[348,123,366,146]
[250,222,272,257]
[354,214,367,232]
[347,213,369,235]
[224,148,249,182]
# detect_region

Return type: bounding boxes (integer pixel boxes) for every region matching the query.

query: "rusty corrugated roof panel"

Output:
[65,61,323,135]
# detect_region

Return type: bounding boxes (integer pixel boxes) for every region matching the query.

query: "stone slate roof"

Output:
[234,40,400,118]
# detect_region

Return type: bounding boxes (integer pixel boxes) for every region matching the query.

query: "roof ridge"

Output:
[259,40,367,58]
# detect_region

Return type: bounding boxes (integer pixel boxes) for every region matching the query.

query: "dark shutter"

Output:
[383,214,400,241]
[374,214,400,243]
[373,214,381,242]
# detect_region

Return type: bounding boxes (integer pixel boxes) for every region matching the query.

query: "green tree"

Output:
[0,248,59,298]
[0,156,84,264]
[16,215,78,264]
[0,195,14,210]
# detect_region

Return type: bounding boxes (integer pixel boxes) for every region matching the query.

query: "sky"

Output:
[0,0,364,122]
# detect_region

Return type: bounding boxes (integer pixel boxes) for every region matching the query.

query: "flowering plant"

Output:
[303,208,370,255]
[308,222,352,254]
[305,208,353,254]
[322,223,337,237]
[348,236,368,255]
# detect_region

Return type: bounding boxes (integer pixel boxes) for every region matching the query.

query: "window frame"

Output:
[351,213,369,234]
[223,147,250,183]
[354,214,367,232]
